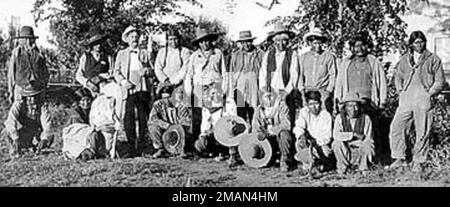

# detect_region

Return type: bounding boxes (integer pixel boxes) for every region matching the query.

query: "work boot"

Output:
[411,162,424,173]
[152,149,167,159]
[388,159,408,169]
[227,155,238,168]
[36,139,49,154]
[80,149,95,161]
[214,153,226,162]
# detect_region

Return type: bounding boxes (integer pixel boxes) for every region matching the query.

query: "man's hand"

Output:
[353,133,365,141]
[297,135,308,149]
[86,80,100,93]
[121,80,135,90]
[257,132,268,141]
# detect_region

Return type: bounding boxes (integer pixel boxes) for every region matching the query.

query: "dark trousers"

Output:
[275,129,295,164]
[124,92,151,154]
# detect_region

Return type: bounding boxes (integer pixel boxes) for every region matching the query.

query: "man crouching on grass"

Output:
[293,90,333,176]
[332,92,375,176]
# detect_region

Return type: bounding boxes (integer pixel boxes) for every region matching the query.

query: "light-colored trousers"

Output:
[332,139,375,171]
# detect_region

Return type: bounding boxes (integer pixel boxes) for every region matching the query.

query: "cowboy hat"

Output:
[191,27,220,45]
[238,133,274,168]
[162,125,186,155]
[214,115,249,147]
[83,34,107,46]
[267,23,295,41]
[122,25,139,43]
[303,27,328,43]
[236,30,257,42]
[15,26,39,39]
[340,92,364,104]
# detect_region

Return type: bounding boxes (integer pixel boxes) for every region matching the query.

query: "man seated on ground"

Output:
[293,90,333,175]
[66,88,93,125]
[332,92,375,175]
[62,88,111,161]
[148,85,191,158]
[252,87,294,172]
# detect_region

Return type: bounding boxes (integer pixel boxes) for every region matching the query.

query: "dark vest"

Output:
[14,47,47,90]
[266,48,292,89]
[83,52,109,80]
[341,112,365,134]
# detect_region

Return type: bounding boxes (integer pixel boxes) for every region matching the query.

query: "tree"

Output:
[32,0,202,78]
[269,0,429,58]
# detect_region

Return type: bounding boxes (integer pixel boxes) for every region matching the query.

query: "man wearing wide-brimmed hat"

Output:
[5,26,52,159]
[183,27,228,156]
[154,28,192,87]
[297,28,337,113]
[229,30,264,125]
[76,33,111,95]
[114,25,155,156]
[259,23,299,96]
[147,85,191,159]
[332,92,374,175]
[252,87,294,172]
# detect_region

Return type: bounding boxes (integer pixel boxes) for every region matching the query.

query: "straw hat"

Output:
[267,23,295,41]
[214,115,249,147]
[340,92,364,104]
[162,125,186,155]
[122,25,139,42]
[236,30,257,42]
[303,27,328,43]
[191,27,220,45]
[238,133,274,168]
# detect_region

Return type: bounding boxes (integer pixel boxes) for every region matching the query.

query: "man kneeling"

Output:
[293,90,333,175]
[332,93,375,175]
[148,85,191,158]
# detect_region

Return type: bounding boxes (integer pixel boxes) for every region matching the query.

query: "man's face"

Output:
[306,99,321,116]
[345,101,360,118]
[242,40,253,52]
[310,39,324,53]
[168,35,180,49]
[274,35,289,51]
[20,38,35,48]
[127,31,140,49]
[261,92,276,108]
[199,38,212,51]
[411,38,426,53]
[171,89,184,106]
[351,41,367,57]
[92,43,102,53]
[79,97,92,110]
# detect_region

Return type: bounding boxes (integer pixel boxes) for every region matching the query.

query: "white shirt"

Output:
[293,107,332,146]
[259,49,299,93]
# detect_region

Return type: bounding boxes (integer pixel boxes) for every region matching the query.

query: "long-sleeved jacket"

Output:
[148,98,191,130]
[4,101,51,141]
[114,47,154,98]
[335,54,387,107]
[229,48,264,107]
[8,45,49,100]
[183,48,228,105]
[252,102,291,136]
[154,47,192,85]
[394,49,445,96]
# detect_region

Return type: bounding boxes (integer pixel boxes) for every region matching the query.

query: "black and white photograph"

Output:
[1,0,450,189]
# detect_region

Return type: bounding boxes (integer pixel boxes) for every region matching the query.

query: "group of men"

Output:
[3,23,445,176]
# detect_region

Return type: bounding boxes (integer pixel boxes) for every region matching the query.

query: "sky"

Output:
[0,0,449,48]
